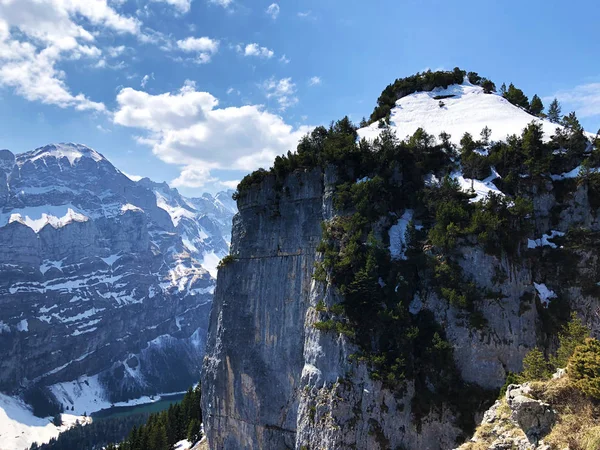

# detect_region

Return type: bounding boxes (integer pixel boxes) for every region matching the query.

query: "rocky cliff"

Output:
[202,74,600,449]
[0,143,235,413]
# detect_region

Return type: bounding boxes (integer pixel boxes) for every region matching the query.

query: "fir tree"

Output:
[529,94,544,116]
[520,347,550,382]
[480,78,496,94]
[500,83,507,96]
[552,312,590,369]
[547,98,562,123]
[503,83,529,109]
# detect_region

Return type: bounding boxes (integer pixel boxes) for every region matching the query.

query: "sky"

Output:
[0,0,598,196]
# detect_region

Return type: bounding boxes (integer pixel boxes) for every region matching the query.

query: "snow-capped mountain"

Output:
[0,144,235,420]
[359,80,572,144]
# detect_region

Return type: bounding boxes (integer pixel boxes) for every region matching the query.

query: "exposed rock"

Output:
[506,385,555,443]
[0,143,235,407]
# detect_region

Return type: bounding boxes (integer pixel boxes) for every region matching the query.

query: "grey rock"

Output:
[0,143,235,405]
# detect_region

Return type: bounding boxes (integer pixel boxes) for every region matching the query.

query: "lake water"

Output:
[91,393,186,420]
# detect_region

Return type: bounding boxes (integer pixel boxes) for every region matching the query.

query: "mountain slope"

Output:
[359,80,571,144]
[0,143,234,448]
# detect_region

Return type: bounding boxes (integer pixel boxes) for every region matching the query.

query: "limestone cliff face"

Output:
[202,165,600,449]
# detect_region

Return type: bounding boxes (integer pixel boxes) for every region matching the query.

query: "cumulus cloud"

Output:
[309,76,322,86]
[550,82,600,119]
[239,43,274,59]
[262,77,298,110]
[0,0,140,111]
[150,0,193,13]
[177,36,220,63]
[113,81,311,188]
[266,3,280,19]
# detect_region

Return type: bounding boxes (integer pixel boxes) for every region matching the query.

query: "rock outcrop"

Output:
[201,77,600,449]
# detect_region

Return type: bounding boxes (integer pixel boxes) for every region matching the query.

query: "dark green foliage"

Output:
[52,414,62,427]
[519,348,550,382]
[217,254,236,269]
[547,98,562,123]
[116,384,202,450]
[552,111,589,159]
[552,312,590,368]
[480,78,496,94]
[569,338,600,399]
[529,94,544,116]
[503,83,529,109]
[34,413,152,450]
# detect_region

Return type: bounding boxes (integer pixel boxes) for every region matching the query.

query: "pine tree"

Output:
[529,94,544,116]
[480,126,492,146]
[503,83,529,109]
[480,78,496,94]
[547,98,562,123]
[552,312,590,368]
[520,347,550,381]
[500,83,507,96]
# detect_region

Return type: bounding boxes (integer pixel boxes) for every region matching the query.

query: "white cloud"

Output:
[262,77,298,110]
[107,45,126,57]
[551,82,600,118]
[113,82,311,188]
[279,54,290,64]
[150,0,193,13]
[297,10,313,18]
[172,165,216,188]
[141,73,154,88]
[241,43,274,59]
[266,3,280,19]
[208,0,232,7]
[219,179,239,189]
[177,36,220,63]
[308,76,322,86]
[0,0,140,111]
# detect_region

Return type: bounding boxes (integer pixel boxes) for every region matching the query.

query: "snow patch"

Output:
[452,167,504,202]
[527,230,565,249]
[389,210,413,260]
[2,205,89,233]
[16,319,28,332]
[534,283,557,308]
[201,251,221,278]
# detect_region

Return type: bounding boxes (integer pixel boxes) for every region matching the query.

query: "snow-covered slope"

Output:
[0,143,236,447]
[0,393,90,450]
[359,81,567,144]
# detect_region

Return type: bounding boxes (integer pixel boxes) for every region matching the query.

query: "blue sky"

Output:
[0,0,598,196]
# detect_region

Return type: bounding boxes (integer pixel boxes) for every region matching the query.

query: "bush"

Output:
[217,255,236,269]
[568,338,600,399]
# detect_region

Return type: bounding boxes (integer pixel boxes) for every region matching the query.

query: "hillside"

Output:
[202,69,600,449]
[0,143,235,449]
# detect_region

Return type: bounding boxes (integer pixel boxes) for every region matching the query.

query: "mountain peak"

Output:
[359,82,564,145]
[19,143,106,166]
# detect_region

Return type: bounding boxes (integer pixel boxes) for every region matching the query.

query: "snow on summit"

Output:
[359,81,564,144]
[22,143,105,166]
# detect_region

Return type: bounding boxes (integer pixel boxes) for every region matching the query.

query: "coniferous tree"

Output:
[480,78,496,94]
[503,83,529,109]
[547,98,562,123]
[500,83,507,96]
[529,94,544,116]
